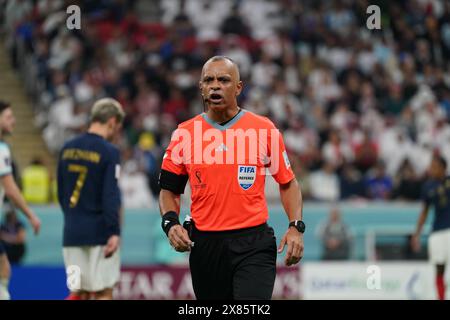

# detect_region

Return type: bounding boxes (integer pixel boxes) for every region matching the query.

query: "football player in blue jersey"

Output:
[57,98,124,300]
[412,154,450,300]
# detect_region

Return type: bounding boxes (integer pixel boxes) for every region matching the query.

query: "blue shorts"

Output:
[0,241,5,255]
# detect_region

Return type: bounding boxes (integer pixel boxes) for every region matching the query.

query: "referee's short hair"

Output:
[203,55,240,81]
[90,98,125,124]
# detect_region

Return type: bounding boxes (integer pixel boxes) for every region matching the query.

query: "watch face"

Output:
[290,221,305,233]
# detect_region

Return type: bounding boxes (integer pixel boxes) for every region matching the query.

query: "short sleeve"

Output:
[421,181,433,206]
[267,124,295,184]
[161,128,188,175]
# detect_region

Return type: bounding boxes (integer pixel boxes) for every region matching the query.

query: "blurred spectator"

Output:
[330,102,356,132]
[185,0,231,41]
[134,83,161,119]
[282,52,301,95]
[353,130,379,174]
[244,88,270,117]
[43,86,88,152]
[163,87,189,122]
[290,155,311,200]
[4,0,33,66]
[220,4,250,37]
[284,117,319,169]
[134,132,163,198]
[391,159,424,201]
[0,206,26,264]
[22,157,50,204]
[119,159,155,209]
[325,2,355,37]
[383,83,407,116]
[309,162,340,202]
[317,207,352,260]
[322,130,354,170]
[240,0,282,40]
[48,28,81,70]
[358,82,377,112]
[267,79,303,127]
[364,161,393,200]
[409,142,434,177]
[309,66,342,105]
[379,120,413,177]
[251,51,280,90]
[339,163,365,200]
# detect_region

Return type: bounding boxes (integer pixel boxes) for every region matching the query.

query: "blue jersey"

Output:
[57,133,122,246]
[421,177,450,232]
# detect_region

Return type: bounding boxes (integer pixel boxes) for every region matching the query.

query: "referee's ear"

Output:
[236,80,243,97]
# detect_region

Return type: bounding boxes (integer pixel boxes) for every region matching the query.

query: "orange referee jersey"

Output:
[161,109,294,231]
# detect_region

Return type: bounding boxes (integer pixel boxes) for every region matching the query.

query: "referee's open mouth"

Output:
[208,93,224,104]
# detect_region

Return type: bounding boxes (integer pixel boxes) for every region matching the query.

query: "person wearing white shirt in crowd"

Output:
[267,80,303,125]
[309,162,340,202]
[322,130,354,169]
[119,160,155,209]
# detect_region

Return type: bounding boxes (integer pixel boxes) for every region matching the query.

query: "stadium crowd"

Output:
[2,0,450,204]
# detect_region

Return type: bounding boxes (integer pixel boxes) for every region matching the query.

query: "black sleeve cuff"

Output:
[159,169,189,194]
[106,224,121,238]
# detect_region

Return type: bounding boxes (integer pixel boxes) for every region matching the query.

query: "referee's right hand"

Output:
[168,225,193,252]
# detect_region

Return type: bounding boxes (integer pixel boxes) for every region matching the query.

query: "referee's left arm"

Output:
[268,125,304,266]
[279,178,303,223]
[278,177,304,266]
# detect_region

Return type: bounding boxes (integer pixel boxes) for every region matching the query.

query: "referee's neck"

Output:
[206,106,240,124]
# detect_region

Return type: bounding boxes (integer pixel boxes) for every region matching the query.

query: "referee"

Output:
[159,56,304,300]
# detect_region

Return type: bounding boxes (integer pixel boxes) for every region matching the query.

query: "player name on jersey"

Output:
[62,148,101,163]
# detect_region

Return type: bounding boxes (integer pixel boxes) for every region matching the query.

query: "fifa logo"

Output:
[238,166,256,190]
[239,167,255,173]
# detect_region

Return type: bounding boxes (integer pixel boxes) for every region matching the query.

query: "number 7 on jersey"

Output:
[68,164,88,208]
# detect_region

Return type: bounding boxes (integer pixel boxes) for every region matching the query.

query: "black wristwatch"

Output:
[289,220,306,233]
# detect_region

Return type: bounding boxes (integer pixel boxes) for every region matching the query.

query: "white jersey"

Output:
[0,141,13,211]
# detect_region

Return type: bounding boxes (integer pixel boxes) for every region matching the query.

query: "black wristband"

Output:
[162,211,180,236]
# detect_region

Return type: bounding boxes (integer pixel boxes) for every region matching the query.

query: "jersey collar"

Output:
[201,109,246,131]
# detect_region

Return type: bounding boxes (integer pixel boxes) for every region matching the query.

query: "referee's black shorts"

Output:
[189,222,277,300]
